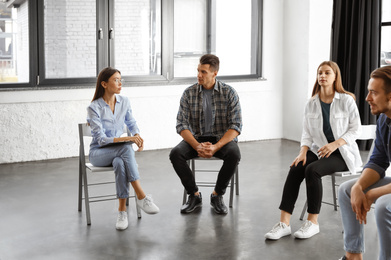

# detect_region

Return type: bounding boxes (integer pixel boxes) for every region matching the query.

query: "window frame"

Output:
[0,0,264,89]
[380,0,391,67]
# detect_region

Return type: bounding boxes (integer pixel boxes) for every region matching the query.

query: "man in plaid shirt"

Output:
[170,54,242,214]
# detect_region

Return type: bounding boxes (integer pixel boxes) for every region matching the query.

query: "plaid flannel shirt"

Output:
[176,80,242,141]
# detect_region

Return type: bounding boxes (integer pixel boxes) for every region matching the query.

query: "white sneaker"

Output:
[293,220,319,239]
[116,211,128,230]
[264,222,291,240]
[137,195,160,214]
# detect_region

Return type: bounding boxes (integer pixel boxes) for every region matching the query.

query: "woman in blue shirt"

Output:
[265,61,362,240]
[87,67,159,230]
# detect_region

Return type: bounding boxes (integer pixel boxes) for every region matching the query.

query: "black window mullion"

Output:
[255,0,263,77]
[207,0,216,54]
[108,0,115,68]
[97,0,110,74]
[161,0,174,81]
[28,0,38,88]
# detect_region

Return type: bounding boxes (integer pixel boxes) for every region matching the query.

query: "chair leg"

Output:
[229,174,234,208]
[191,159,195,175]
[78,160,83,212]
[331,174,338,211]
[183,158,239,208]
[134,195,142,219]
[183,189,188,205]
[235,167,239,195]
[300,200,307,221]
[82,169,91,225]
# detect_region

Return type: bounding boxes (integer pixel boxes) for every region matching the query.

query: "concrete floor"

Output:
[0,140,379,260]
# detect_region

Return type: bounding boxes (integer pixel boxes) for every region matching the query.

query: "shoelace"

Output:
[216,196,223,206]
[118,212,126,221]
[144,195,153,206]
[299,221,312,232]
[270,222,284,233]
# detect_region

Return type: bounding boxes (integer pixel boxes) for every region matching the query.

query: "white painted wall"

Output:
[282,0,333,142]
[0,0,333,164]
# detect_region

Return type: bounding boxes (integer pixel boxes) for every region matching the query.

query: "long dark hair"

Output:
[311,61,355,100]
[91,67,121,102]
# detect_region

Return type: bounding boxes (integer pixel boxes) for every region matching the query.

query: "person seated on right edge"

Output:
[265,61,362,240]
[169,54,242,215]
[338,66,391,260]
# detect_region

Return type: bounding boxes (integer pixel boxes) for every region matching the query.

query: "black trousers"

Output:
[169,137,241,195]
[279,150,348,214]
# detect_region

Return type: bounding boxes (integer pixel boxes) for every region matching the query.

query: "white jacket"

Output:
[301,92,362,174]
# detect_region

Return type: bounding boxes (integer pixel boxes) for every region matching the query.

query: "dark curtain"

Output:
[331,0,381,149]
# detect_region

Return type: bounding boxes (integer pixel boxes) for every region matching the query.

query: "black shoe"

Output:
[210,194,228,214]
[181,192,202,213]
[339,257,347,260]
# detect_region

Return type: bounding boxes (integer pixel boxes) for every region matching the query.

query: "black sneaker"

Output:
[181,192,202,213]
[210,194,228,214]
[339,257,347,260]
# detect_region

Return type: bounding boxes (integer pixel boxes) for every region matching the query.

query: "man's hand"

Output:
[202,143,219,158]
[350,184,369,224]
[196,142,215,158]
[364,191,375,212]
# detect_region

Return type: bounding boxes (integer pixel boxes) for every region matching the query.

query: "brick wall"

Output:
[114,0,158,76]
[44,0,96,78]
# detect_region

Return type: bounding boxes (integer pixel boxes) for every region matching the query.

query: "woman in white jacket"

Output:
[265,61,362,240]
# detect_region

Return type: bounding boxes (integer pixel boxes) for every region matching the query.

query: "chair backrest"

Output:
[358,125,377,165]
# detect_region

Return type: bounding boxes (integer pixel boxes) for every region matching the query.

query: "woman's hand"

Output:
[318,138,346,158]
[128,134,144,152]
[291,146,309,167]
[317,142,338,158]
[291,152,307,167]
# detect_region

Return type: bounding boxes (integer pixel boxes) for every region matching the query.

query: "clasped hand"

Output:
[351,186,374,225]
[196,142,216,158]
[129,135,144,152]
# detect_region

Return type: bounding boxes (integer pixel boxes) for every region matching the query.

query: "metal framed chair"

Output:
[300,124,377,220]
[78,123,141,225]
[182,157,239,208]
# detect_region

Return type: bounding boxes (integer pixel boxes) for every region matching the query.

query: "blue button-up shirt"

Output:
[176,80,242,141]
[87,95,139,150]
[364,113,391,178]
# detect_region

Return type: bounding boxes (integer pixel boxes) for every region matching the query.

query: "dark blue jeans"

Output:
[169,137,241,195]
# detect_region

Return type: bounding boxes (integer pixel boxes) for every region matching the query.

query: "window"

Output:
[43,0,96,79]
[0,0,263,88]
[0,1,29,84]
[113,0,161,77]
[381,0,391,67]
[174,0,261,78]
[174,0,207,78]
